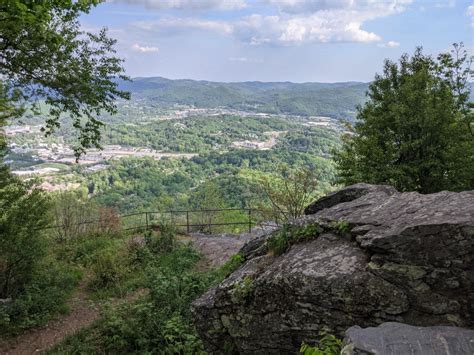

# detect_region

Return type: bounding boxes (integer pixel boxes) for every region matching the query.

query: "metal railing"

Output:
[43,208,260,236]
[123,208,255,234]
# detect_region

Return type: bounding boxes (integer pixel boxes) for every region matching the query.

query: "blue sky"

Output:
[81,0,474,82]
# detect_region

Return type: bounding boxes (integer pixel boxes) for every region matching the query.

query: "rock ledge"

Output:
[192,184,474,354]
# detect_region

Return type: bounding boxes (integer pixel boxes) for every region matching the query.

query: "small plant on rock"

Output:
[215,253,245,281]
[267,223,323,255]
[300,331,343,355]
[330,220,351,235]
[232,276,254,303]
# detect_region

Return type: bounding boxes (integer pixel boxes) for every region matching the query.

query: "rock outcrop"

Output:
[342,322,474,355]
[192,184,474,354]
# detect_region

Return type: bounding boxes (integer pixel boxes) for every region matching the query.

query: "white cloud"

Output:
[128,0,413,46]
[267,0,412,14]
[228,57,263,63]
[435,0,456,9]
[467,5,474,27]
[131,43,159,53]
[231,1,410,46]
[378,40,400,48]
[134,17,233,34]
[109,0,247,11]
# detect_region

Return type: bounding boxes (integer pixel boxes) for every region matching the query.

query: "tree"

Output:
[257,165,319,224]
[0,0,129,158]
[191,180,228,233]
[0,175,50,298]
[336,44,474,193]
[0,0,127,301]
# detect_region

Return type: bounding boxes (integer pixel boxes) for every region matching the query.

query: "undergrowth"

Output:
[48,223,232,354]
[267,220,351,255]
[300,331,343,355]
[0,240,82,336]
[213,252,245,281]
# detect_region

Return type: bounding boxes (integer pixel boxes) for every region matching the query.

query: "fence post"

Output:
[248,209,252,233]
[186,211,190,234]
[145,212,149,231]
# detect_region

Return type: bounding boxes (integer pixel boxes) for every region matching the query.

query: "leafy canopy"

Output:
[0,174,50,298]
[336,44,473,193]
[0,0,129,158]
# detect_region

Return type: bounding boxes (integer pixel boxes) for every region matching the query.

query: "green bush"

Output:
[89,249,128,289]
[145,222,176,254]
[267,224,323,255]
[50,240,214,354]
[0,259,81,335]
[0,174,84,335]
[214,252,245,281]
[0,176,50,299]
[267,221,352,255]
[55,233,118,267]
[300,332,343,355]
[330,220,350,235]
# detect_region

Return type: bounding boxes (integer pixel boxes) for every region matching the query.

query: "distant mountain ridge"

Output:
[118,77,370,120]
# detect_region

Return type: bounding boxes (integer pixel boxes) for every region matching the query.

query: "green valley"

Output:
[5,78,351,215]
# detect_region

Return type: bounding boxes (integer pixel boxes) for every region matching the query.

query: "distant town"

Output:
[5,106,343,191]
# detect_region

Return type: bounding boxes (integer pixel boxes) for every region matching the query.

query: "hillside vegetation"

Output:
[1,1,473,353]
[117,77,369,120]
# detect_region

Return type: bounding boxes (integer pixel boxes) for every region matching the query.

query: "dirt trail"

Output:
[0,281,100,355]
[0,231,267,354]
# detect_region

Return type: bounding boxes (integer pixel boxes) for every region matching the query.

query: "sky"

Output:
[81,0,474,83]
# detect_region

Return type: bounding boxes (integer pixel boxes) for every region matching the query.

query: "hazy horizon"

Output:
[128,75,370,84]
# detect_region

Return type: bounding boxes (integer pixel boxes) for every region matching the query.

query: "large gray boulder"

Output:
[192,185,474,354]
[304,183,397,215]
[342,322,474,355]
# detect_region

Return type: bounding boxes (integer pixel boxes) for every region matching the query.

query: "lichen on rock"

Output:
[191,184,474,354]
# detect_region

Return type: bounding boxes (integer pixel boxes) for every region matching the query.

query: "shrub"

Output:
[161,314,204,353]
[51,192,99,241]
[145,222,176,254]
[49,239,214,354]
[0,259,81,335]
[214,253,245,281]
[256,165,320,224]
[300,332,343,355]
[56,234,117,267]
[267,221,351,255]
[267,224,323,255]
[0,176,50,299]
[89,249,128,289]
[126,235,148,267]
[97,207,121,235]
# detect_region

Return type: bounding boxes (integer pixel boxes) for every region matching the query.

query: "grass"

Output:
[48,226,222,354]
[0,229,150,337]
[5,217,350,352]
[0,244,83,336]
[267,220,352,256]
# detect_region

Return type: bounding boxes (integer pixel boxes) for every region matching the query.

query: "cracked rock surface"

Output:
[342,322,474,355]
[191,184,474,354]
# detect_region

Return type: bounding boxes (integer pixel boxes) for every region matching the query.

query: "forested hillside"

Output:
[117,77,369,120]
